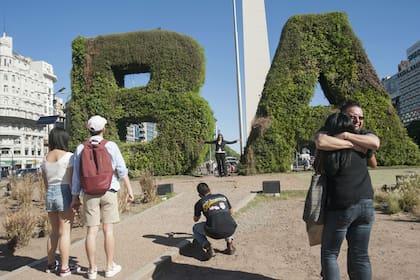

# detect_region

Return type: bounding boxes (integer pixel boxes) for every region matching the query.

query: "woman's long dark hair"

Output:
[319,112,355,176]
[48,127,70,152]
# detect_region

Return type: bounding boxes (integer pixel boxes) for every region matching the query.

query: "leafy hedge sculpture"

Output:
[243,12,420,174]
[69,30,214,175]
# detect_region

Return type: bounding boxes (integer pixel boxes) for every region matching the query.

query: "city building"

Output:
[0,33,58,174]
[126,122,158,143]
[382,74,400,113]
[383,41,420,126]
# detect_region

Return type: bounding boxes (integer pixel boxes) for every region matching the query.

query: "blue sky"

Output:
[2,0,419,152]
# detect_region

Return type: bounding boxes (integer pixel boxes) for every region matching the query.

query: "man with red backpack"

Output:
[71,115,134,279]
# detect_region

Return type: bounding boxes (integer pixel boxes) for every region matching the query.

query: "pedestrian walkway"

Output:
[0,175,275,280]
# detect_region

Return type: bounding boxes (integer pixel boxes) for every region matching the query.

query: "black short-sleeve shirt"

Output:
[194,193,237,239]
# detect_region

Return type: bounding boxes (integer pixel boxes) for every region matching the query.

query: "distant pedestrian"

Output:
[193,182,237,260]
[204,134,238,177]
[41,127,78,276]
[71,115,134,279]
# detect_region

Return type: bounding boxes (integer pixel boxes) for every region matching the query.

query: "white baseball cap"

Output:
[87,115,107,132]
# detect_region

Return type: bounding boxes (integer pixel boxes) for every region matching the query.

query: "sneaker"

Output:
[88,267,97,280]
[45,260,59,273]
[105,263,122,278]
[59,264,81,277]
[204,246,216,260]
[203,242,216,260]
[226,241,236,255]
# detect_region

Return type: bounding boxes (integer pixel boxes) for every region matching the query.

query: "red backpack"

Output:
[80,139,114,195]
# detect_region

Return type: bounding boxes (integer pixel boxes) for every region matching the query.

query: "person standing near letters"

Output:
[204,134,238,177]
[315,101,380,280]
[41,127,78,276]
[71,115,134,279]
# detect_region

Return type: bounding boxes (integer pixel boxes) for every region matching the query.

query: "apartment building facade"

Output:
[383,41,420,126]
[126,122,158,143]
[0,33,57,174]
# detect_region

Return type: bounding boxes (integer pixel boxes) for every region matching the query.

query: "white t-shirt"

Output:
[41,152,74,185]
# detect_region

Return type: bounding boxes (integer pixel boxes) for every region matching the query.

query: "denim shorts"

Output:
[46,184,72,212]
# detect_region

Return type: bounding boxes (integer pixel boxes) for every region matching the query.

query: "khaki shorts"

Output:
[83,191,120,226]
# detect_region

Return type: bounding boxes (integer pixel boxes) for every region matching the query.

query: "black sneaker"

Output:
[204,246,216,260]
[45,260,59,274]
[203,242,216,260]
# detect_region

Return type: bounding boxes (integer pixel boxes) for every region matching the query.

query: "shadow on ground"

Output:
[179,239,234,262]
[143,232,192,248]
[152,258,278,280]
[0,243,38,272]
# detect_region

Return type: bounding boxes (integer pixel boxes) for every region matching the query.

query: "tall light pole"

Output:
[54,87,67,129]
[232,0,244,155]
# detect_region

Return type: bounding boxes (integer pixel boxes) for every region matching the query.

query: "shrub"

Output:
[374,191,401,214]
[387,194,401,214]
[3,209,38,250]
[374,174,420,216]
[139,169,157,203]
[37,177,47,208]
[10,176,35,209]
[118,185,130,214]
[37,212,50,238]
[73,207,84,228]
[399,177,420,213]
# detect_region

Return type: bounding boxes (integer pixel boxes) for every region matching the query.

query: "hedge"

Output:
[243,12,420,174]
[69,30,214,175]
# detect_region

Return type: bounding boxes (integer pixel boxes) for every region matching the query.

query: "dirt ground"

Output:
[158,198,420,280]
[1,168,420,280]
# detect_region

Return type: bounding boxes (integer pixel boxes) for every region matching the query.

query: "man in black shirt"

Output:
[193,182,237,260]
[314,101,380,279]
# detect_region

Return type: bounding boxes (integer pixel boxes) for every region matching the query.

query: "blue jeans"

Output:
[321,199,375,280]
[193,222,233,248]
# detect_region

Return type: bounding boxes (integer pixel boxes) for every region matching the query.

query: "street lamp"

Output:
[56,87,66,94]
[53,87,68,129]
